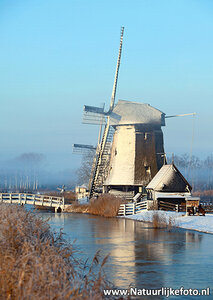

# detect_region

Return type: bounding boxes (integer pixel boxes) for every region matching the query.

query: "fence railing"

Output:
[0,193,64,210]
[118,200,188,216]
[118,199,213,216]
[118,200,147,216]
[200,202,213,213]
[158,201,186,212]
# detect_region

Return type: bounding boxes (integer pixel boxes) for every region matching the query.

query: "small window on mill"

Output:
[145,166,151,174]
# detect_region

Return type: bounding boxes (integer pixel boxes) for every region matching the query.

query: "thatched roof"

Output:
[146,164,192,193]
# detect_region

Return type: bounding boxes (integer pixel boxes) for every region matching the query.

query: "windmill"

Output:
[57,185,66,193]
[76,27,196,199]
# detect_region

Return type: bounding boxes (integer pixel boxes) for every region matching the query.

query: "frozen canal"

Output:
[40,212,212,299]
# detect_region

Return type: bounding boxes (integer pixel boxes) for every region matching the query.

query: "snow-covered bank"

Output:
[125,211,213,234]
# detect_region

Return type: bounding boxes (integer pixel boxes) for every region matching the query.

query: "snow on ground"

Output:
[78,197,89,204]
[125,211,213,234]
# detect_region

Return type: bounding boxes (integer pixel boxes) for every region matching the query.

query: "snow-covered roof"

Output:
[147,165,173,189]
[109,100,165,126]
[146,164,192,192]
[75,184,88,189]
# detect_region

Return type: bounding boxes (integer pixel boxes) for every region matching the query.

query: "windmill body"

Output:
[103,100,165,197]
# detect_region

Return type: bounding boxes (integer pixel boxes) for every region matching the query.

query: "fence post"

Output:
[10,194,12,204]
[133,203,135,215]
[124,204,126,216]
[176,205,179,212]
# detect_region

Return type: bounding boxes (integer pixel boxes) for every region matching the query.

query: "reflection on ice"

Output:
[39,212,212,295]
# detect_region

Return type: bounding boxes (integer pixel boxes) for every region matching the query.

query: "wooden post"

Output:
[133,203,135,215]
[10,194,12,204]
[124,204,126,216]
[186,204,188,216]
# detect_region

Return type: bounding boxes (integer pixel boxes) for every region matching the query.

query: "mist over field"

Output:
[0,150,212,192]
[0,152,78,190]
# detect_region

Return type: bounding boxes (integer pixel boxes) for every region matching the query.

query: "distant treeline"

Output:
[167,153,213,191]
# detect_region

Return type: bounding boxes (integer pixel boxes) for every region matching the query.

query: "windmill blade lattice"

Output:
[88,27,124,198]
[73,144,96,154]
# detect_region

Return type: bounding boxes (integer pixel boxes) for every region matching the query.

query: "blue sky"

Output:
[0,0,213,177]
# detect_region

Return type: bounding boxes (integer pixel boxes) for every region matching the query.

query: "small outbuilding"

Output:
[75,185,89,199]
[146,163,193,209]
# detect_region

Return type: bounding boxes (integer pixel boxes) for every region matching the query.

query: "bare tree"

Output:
[15,153,45,191]
[168,153,190,171]
[77,150,95,186]
[204,154,213,188]
[204,154,213,169]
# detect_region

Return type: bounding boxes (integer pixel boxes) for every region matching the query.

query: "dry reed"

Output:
[65,194,123,217]
[0,203,111,299]
[151,211,175,229]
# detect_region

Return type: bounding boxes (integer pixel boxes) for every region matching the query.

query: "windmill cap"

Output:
[109,100,165,126]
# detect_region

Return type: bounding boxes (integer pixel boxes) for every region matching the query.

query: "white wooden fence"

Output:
[118,200,147,216]
[0,193,64,211]
[118,199,188,216]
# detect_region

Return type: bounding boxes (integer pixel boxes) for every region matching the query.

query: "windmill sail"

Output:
[82,104,106,125]
[165,113,196,118]
[109,26,124,112]
[73,144,96,154]
[89,124,115,196]
[88,27,124,198]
